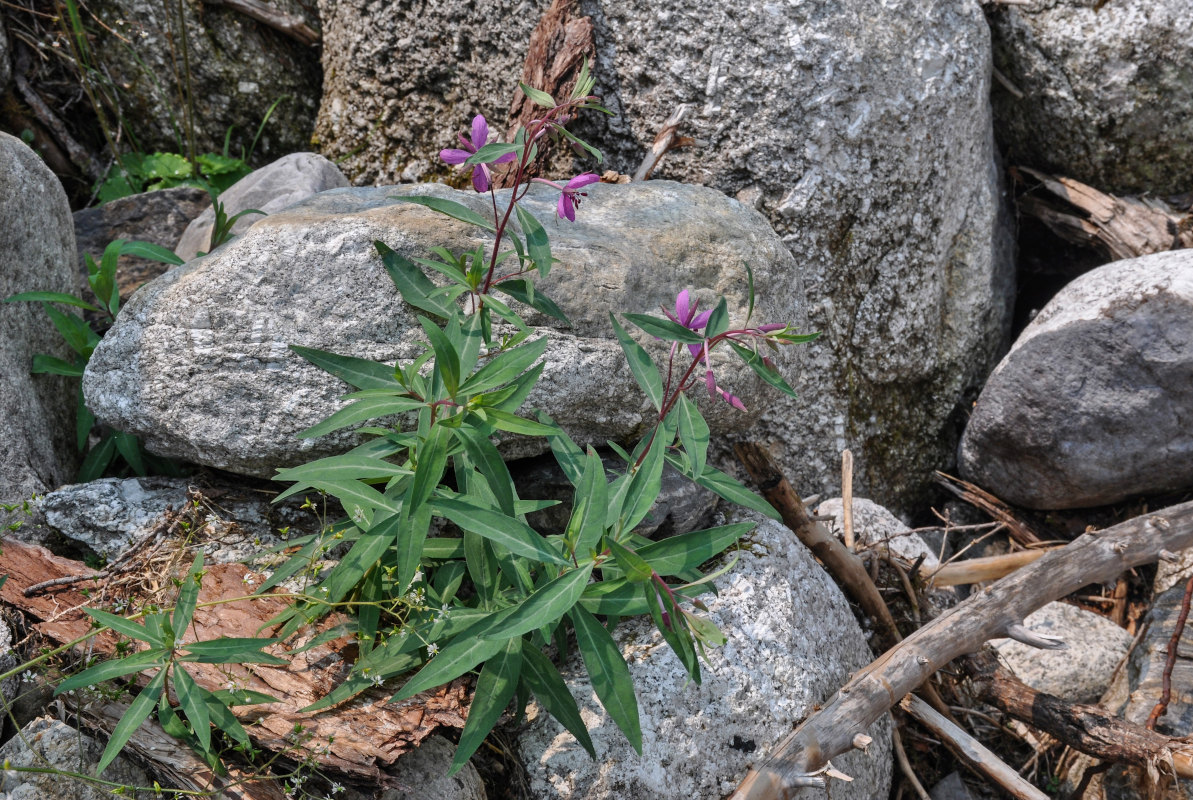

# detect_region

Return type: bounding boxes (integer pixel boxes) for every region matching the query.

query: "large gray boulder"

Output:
[989,0,1193,195]
[0,132,79,502]
[0,717,153,800]
[516,511,891,799]
[960,250,1193,509]
[175,152,350,261]
[316,0,1014,511]
[84,181,800,477]
[86,0,320,161]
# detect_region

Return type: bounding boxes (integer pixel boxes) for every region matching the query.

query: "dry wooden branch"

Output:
[962,649,1193,779]
[735,442,902,650]
[631,104,700,181]
[928,549,1054,587]
[841,449,855,551]
[13,70,103,180]
[891,726,930,800]
[1017,167,1193,261]
[934,472,1045,546]
[729,500,1193,800]
[1146,571,1193,730]
[901,694,1049,799]
[201,0,320,45]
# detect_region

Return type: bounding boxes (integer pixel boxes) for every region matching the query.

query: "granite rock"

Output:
[0,132,79,501]
[816,497,939,570]
[516,511,891,800]
[960,250,1193,509]
[315,0,1015,512]
[0,717,153,800]
[989,0,1193,195]
[85,181,798,477]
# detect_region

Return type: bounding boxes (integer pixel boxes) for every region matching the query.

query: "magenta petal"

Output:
[566,172,601,189]
[440,148,470,165]
[757,323,786,333]
[727,393,747,412]
[675,290,691,323]
[705,370,717,398]
[558,193,576,221]
[471,115,489,149]
[690,309,712,330]
[687,342,703,358]
[472,164,490,193]
[494,151,517,164]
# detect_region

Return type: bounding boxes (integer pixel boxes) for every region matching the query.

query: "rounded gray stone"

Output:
[960,250,1193,510]
[0,717,153,800]
[989,0,1193,195]
[0,132,79,501]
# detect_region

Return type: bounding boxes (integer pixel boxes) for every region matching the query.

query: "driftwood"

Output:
[1018,167,1193,261]
[935,472,1046,547]
[962,649,1193,779]
[729,499,1193,800]
[900,694,1049,800]
[201,0,320,46]
[0,537,469,784]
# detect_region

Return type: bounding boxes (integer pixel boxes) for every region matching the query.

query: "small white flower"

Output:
[20,671,36,683]
[426,642,440,657]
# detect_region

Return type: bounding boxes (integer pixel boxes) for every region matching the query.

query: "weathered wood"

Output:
[0,538,469,783]
[631,104,697,182]
[201,0,320,45]
[962,649,1193,779]
[735,442,902,650]
[928,549,1053,587]
[935,472,1045,546]
[1018,167,1193,261]
[901,694,1049,800]
[729,500,1193,800]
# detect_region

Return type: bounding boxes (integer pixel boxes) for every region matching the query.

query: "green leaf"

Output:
[97,668,166,774]
[172,553,203,637]
[282,478,401,517]
[121,239,185,267]
[744,262,756,324]
[77,431,118,482]
[208,689,279,707]
[42,303,95,356]
[203,690,252,746]
[423,537,467,560]
[55,648,166,695]
[431,497,569,566]
[615,429,665,534]
[726,341,799,398]
[670,456,780,521]
[376,241,459,319]
[647,578,700,682]
[538,412,585,486]
[296,395,423,439]
[606,538,652,583]
[705,297,729,339]
[622,313,704,345]
[274,453,414,483]
[520,641,596,757]
[290,345,400,390]
[481,564,593,640]
[519,82,556,108]
[143,152,192,180]
[449,638,522,774]
[420,317,461,396]
[460,336,548,396]
[464,142,521,166]
[396,194,495,232]
[492,279,570,324]
[637,522,752,575]
[553,125,603,164]
[514,205,553,279]
[181,638,287,665]
[566,448,608,556]
[569,606,641,753]
[454,426,516,517]
[391,634,506,702]
[113,431,146,476]
[308,521,395,606]
[173,665,211,753]
[675,393,710,479]
[474,407,556,437]
[610,314,663,411]
[3,291,102,312]
[85,607,162,647]
[31,354,84,376]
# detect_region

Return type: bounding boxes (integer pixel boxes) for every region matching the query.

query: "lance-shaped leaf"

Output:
[492,279,570,324]
[459,336,548,396]
[609,314,663,411]
[55,649,166,695]
[173,665,212,753]
[520,641,596,757]
[514,205,553,279]
[666,454,780,521]
[606,538,652,583]
[181,638,288,665]
[377,241,459,318]
[637,522,752,576]
[726,340,799,398]
[569,606,641,754]
[290,345,399,390]
[675,392,710,479]
[622,313,705,344]
[519,82,556,108]
[275,453,413,483]
[566,448,608,555]
[480,564,593,640]
[84,608,163,647]
[647,578,700,683]
[396,194,495,232]
[391,634,506,702]
[97,668,166,774]
[295,395,424,440]
[3,291,102,312]
[431,497,569,566]
[449,638,522,774]
[420,317,461,396]
[172,553,204,637]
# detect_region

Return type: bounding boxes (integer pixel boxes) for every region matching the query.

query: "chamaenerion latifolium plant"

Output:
[4,239,187,480]
[16,62,817,784]
[263,60,818,772]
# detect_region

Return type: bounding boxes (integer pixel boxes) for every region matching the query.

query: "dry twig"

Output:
[201,0,320,45]
[934,472,1045,546]
[1146,571,1193,730]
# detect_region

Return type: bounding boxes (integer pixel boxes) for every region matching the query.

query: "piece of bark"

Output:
[631,105,699,182]
[935,472,1046,546]
[962,649,1193,779]
[728,500,1193,800]
[0,537,469,783]
[900,694,1049,800]
[201,0,320,46]
[1018,167,1193,261]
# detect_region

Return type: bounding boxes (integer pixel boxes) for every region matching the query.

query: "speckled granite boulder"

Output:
[516,511,892,800]
[960,250,1193,509]
[84,181,799,477]
[989,0,1193,194]
[315,0,1014,511]
[0,717,153,800]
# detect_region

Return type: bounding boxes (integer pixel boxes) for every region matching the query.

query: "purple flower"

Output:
[556,173,600,221]
[439,115,515,193]
[665,290,713,357]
